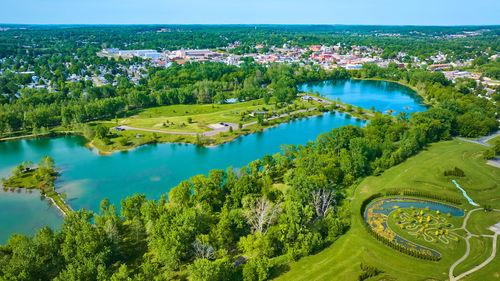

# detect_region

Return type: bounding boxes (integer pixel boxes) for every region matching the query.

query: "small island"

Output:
[1,156,73,215]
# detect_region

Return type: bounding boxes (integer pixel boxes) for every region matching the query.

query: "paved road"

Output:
[449,208,500,281]
[118,125,197,135]
[454,233,498,281]
[455,130,500,147]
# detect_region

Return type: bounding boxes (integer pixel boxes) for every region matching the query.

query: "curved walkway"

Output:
[449,208,500,281]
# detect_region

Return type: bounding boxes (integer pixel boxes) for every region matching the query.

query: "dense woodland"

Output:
[0,60,497,138]
[0,26,499,280]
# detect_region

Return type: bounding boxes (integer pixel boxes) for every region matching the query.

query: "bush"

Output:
[243,256,270,281]
[358,263,383,281]
[483,149,495,160]
[118,137,129,146]
[444,167,465,177]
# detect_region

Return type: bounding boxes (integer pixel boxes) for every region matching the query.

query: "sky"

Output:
[1,0,499,26]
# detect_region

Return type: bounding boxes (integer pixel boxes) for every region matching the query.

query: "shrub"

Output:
[358,263,383,281]
[444,167,465,177]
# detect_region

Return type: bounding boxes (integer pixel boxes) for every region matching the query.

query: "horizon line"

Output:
[1,23,499,27]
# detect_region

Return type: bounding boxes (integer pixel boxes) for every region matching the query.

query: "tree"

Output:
[311,188,336,218]
[39,155,55,169]
[494,140,500,155]
[483,149,495,160]
[192,239,215,260]
[242,256,270,281]
[257,114,264,126]
[188,258,231,281]
[169,181,191,205]
[244,197,281,235]
[95,125,109,139]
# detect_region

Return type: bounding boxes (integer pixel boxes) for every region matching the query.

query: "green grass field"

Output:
[116,98,321,133]
[454,236,492,276]
[273,139,500,281]
[467,211,500,236]
[486,134,500,146]
[85,98,336,153]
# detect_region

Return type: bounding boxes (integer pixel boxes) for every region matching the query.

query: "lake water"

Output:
[298,79,427,114]
[0,79,425,243]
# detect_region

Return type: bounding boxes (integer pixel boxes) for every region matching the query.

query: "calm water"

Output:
[299,79,427,114]
[0,80,425,243]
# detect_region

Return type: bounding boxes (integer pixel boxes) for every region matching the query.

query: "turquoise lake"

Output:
[0,79,425,243]
[299,79,427,114]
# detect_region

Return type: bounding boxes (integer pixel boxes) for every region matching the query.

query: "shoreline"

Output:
[0,104,373,155]
[0,77,419,155]
[1,186,73,217]
[83,105,370,155]
[351,77,432,106]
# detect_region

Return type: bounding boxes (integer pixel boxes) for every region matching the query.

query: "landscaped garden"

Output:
[363,197,465,260]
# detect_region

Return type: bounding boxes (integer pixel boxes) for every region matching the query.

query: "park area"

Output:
[273,139,500,281]
[85,97,335,152]
[364,197,465,259]
[115,98,322,133]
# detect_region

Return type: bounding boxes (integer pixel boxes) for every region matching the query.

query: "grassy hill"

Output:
[273,139,500,281]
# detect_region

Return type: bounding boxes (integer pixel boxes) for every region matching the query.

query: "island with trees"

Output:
[1,156,73,215]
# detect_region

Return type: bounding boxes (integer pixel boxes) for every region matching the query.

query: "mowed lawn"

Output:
[274,140,500,281]
[118,100,265,133]
[117,99,322,133]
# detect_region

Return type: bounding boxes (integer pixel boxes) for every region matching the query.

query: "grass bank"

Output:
[273,139,499,281]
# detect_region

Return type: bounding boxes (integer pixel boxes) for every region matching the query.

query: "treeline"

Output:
[0,63,347,135]
[1,25,498,61]
[352,63,499,138]
[0,84,487,280]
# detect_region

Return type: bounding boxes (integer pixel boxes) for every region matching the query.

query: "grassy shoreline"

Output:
[0,77,421,154]
[1,99,373,155]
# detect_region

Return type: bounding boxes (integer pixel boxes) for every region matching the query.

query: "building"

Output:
[102,48,119,54]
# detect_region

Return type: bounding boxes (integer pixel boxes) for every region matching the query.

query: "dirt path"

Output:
[449,208,500,281]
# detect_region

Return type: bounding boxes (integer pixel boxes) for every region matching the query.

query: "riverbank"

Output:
[1,78,418,154]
